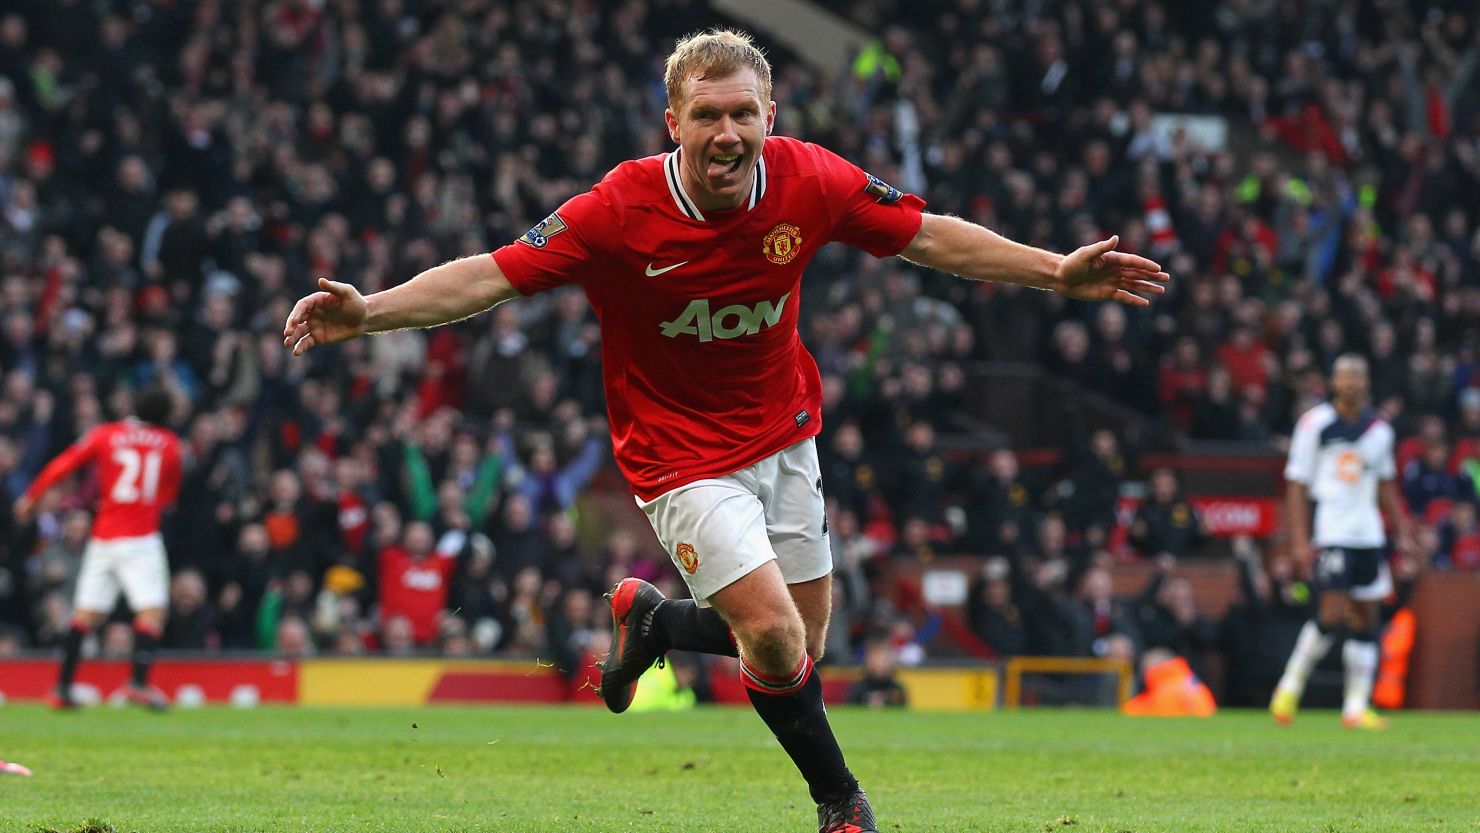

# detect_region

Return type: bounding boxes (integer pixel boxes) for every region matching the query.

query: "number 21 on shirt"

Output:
[111,447,163,504]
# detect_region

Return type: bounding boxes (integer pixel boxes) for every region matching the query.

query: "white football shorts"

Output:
[74,533,170,613]
[637,438,832,606]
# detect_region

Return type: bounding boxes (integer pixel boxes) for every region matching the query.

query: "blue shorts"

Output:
[1314,546,1393,601]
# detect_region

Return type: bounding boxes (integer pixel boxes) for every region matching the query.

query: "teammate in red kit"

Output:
[15,385,183,710]
[282,30,1168,833]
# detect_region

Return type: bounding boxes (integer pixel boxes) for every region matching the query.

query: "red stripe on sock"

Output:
[133,621,161,639]
[68,618,91,633]
[740,655,813,696]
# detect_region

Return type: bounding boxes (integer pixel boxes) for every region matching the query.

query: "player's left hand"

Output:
[12,496,32,523]
[1053,236,1169,307]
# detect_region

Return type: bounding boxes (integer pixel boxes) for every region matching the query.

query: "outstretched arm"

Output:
[899,214,1169,306]
[283,254,520,356]
[14,430,100,522]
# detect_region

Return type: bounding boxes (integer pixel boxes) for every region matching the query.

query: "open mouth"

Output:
[708,153,743,179]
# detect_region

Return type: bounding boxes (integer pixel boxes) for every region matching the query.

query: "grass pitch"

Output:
[0,705,1476,832]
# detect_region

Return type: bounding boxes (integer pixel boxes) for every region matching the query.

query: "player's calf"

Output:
[741,652,861,809]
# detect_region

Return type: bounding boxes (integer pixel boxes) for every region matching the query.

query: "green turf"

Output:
[0,705,1476,832]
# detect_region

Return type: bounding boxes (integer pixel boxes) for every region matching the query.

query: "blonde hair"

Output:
[664,29,772,110]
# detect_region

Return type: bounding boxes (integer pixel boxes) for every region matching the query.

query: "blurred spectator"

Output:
[1437,501,1480,571]
[1128,469,1207,559]
[162,569,218,651]
[821,423,881,523]
[1219,537,1308,707]
[892,422,952,525]
[1402,439,1469,521]
[27,508,87,603]
[966,557,1026,659]
[100,622,133,659]
[277,615,315,659]
[1072,565,1140,658]
[0,625,24,657]
[377,521,455,646]
[547,586,597,679]
[1121,648,1216,717]
[1189,366,1240,440]
[1052,429,1126,540]
[1133,557,1218,681]
[962,449,1035,555]
[503,419,606,523]
[380,614,417,657]
[845,640,908,708]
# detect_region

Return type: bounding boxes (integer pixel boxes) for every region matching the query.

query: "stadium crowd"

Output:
[0,0,1476,704]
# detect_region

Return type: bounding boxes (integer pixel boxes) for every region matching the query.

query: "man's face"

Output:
[665,68,774,211]
[1331,362,1368,406]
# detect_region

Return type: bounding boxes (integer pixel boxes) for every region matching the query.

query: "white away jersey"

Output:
[1284,403,1396,547]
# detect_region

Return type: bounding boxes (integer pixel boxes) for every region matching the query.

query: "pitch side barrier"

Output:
[0,655,1138,711]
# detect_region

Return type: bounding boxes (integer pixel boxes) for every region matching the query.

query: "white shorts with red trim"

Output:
[636,438,832,606]
[74,533,169,613]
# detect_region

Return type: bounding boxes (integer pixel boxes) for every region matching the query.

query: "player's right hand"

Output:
[12,496,32,523]
[282,278,368,356]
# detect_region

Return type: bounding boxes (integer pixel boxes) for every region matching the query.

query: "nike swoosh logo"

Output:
[645,261,689,277]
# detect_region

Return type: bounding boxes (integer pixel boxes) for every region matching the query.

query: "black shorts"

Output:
[1314,546,1393,601]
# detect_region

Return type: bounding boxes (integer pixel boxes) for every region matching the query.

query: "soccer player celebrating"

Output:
[283,30,1167,833]
[1271,355,1411,729]
[14,385,183,711]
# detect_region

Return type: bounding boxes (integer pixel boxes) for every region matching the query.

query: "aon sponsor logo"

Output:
[659,293,789,342]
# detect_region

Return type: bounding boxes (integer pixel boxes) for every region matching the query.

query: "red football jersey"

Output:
[378,546,456,644]
[492,136,926,499]
[25,418,183,540]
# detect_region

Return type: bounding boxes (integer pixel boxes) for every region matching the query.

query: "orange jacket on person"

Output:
[1374,607,1415,709]
[1122,655,1217,717]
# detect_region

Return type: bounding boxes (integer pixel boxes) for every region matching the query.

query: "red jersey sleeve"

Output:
[491,188,616,296]
[24,428,101,502]
[812,144,927,258]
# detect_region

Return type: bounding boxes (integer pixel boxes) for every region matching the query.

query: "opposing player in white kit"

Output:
[15,386,183,710]
[1271,355,1412,729]
[282,30,1168,833]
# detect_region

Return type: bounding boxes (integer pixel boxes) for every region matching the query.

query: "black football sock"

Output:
[649,599,738,657]
[132,626,160,688]
[742,654,858,804]
[58,623,87,692]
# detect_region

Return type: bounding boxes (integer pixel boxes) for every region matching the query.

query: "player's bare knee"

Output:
[1317,595,1346,630]
[1347,602,1377,634]
[737,616,805,673]
[71,611,102,632]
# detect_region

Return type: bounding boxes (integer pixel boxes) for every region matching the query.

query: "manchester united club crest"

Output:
[763,223,802,265]
[675,542,699,574]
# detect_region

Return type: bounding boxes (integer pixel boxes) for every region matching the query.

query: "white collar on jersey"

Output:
[664,148,768,221]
